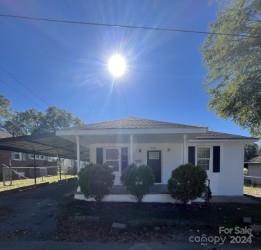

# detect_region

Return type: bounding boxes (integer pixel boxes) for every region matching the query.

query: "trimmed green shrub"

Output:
[168,163,207,204]
[78,163,114,202]
[121,164,154,203]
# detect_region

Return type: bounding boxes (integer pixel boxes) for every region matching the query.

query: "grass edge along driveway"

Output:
[0,175,77,192]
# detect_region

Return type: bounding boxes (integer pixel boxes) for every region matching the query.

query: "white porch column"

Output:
[130,134,134,164]
[76,135,80,173]
[183,134,187,164]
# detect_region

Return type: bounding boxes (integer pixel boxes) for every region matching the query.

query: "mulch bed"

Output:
[0,229,33,241]
[56,200,261,243]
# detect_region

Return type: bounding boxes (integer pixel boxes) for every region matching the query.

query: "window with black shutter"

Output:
[96,148,103,164]
[213,146,220,173]
[121,147,128,171]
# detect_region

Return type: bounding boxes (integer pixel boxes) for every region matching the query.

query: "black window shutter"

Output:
[213,146,220,173]
[188,146,195,165]
[121,147,128,171]
[96,148,103,164]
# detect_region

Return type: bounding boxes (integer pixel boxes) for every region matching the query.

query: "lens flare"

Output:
[107,54,127,78]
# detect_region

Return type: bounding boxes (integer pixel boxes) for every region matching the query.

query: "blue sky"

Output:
[0,0,250,136]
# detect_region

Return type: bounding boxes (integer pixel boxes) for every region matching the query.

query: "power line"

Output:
[0,13,260,39]
[0,66,49,108]
[0,79,43,111]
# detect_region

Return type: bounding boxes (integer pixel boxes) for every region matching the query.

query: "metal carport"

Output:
[0,134,89,185]
[0,134,89,160]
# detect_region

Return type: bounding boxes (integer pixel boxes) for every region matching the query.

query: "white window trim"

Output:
[48,157,53,162]
[28,154,45,160]
[12,152,22,161]
[28,154,34,160]
[35,155,40,160]
[103,147,121,173]
[196,146,212,171]
[39,155,45,160]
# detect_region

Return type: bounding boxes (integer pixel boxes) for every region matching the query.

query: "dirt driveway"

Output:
[0,179,77,240]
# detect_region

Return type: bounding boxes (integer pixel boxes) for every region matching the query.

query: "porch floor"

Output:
[111,184,168,194]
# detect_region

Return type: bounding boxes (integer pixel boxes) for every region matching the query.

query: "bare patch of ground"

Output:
[0,205,13,217]
[56,200,261,244]
[0,179,77,241]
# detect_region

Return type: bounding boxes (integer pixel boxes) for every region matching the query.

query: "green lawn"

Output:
[0,175,77,192]
[244,185,261,198]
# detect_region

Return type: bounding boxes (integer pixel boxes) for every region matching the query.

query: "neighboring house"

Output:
[0,129,58,180]
[0,150,58,179]
[245,156,261,185]
[62,158,77,174]
[56,117,257,202]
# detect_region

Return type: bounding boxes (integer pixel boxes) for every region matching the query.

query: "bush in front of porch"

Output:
[78,163,114,202]
[168,163,208,205]
[121,164,154,203]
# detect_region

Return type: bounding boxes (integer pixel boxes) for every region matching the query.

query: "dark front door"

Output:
[147,151,161,183]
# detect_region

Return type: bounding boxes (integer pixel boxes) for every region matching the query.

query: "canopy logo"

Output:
[188,226,253,246]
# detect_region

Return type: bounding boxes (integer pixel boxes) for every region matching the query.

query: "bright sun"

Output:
[107,53,127,78]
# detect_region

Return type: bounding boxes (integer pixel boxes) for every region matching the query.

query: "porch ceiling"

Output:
[59,133,186,146]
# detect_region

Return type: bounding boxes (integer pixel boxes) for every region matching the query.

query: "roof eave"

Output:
[189,138,257,143]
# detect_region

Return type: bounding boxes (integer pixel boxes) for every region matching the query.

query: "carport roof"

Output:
[0,134,89,160]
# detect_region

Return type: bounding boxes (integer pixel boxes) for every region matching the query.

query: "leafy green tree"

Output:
[121,164,154,203]
[245,143,259,160]
[3,109,42,136]
[34,106,82,135]
[202,0,261,136]
[3,106,82,136]
[168,164,208,205]
[0,95,11,119]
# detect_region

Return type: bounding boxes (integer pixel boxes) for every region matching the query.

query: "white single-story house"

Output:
[56,117,257,202]
[245,156,261,185]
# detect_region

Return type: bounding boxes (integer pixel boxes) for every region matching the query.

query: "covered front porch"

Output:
[56,130,203,185]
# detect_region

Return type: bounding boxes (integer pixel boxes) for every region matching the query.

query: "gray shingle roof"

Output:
[246,156,261,163]
[83,117,206,130]
[59,117,256,140]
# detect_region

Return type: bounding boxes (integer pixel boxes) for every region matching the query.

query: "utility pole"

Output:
[33,152,36,185]
[58,155,62,181]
